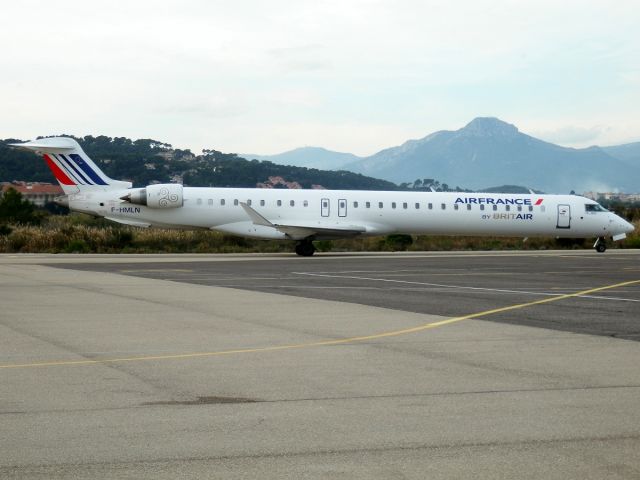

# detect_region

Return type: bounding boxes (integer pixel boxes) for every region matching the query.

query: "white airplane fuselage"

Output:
[71,187,632,241]
[11,137,635,255]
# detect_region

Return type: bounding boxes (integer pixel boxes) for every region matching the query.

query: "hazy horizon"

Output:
[2,1,639,156]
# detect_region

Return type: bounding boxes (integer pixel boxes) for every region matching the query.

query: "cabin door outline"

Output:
[321,198,330,217]
[338,198,347,217]
[556,204,571,229]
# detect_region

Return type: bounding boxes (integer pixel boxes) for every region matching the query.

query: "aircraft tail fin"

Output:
[10,137,132,195]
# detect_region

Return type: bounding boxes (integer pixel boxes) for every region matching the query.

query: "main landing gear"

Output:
[594,237,607,253]
[295,240,316,257]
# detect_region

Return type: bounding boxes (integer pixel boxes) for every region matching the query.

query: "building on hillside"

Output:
[1,182,64,206]
[583,191,640,202]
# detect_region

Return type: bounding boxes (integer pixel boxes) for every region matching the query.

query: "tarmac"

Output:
[1,250,639,479]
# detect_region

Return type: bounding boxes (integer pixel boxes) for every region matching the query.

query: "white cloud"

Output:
[533,125,611,146]
[1,0,639,153]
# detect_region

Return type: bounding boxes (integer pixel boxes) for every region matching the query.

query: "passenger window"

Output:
[247,199,252,206]
[379,202,383,209]
[467,204,471,210]
[366,202,371,208]
[428,203,433,210]
[492,205,497,211]
[441,203,446,210]
[234,199,239,206]
[260,200,265,206]
[403,202,408,209]
[304,200,308,207]
[541,205,546,212]
[353,201,358,208]
[454,204,459,211]
[505,205,510,211]
[208,199,213,206]
[197,198,202,205]
[220,199,226,206]
[277,200,282,207]
[415,203,420,209]
[480,204,485,211]
[392,202,396,209]
[517,205,522,212]
[528,205,533,212]
[290,200,295,207]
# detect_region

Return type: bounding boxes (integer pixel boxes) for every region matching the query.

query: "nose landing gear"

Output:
[594,237,607,253]
[295,239,316,256]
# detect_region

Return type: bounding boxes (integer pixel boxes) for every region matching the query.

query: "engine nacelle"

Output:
[121,184,184,209]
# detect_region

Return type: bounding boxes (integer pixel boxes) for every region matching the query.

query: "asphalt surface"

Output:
[55,250,640,340]
[1,251,640,479]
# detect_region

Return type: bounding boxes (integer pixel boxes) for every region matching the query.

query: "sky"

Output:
[1,0,639,156]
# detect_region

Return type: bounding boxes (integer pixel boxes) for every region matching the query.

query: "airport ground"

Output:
[1,250,639,479]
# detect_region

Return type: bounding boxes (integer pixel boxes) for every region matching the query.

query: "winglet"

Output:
[240,202,274,227]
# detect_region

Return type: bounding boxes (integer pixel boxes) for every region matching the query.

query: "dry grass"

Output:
[0,215,638,253]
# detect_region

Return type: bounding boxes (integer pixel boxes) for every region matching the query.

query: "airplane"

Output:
[11,137,635,256]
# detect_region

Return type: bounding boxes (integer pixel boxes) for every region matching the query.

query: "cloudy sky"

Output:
[1,0,639,155]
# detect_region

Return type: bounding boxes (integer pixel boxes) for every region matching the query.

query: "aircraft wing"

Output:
[240,202,366,240]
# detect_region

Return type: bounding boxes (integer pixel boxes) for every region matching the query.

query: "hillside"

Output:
[343,118,638,193]
[602,142,640,168]
[243,147,361,170]
[246,118,640,193]
[0,136,397,191]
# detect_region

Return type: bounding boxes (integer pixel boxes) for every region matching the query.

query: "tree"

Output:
[0,188,42,224]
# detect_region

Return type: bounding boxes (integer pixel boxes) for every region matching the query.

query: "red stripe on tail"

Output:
[43,154,75,185]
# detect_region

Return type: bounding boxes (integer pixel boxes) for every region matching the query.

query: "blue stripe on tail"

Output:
[57,154,92,185]
[69,153,108,185]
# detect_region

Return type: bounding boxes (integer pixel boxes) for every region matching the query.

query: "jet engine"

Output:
[121,184,184,209]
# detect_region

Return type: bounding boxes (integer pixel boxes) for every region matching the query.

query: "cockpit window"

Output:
[585,203,608,213]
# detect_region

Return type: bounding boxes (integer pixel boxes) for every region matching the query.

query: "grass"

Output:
[0,214,638,254]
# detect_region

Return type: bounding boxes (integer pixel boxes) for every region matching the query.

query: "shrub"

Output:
[384,234,413,251]
[65,239,90,253]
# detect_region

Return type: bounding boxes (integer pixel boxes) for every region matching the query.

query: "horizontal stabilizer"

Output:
[10,137,132,192]
[10,140,76,153]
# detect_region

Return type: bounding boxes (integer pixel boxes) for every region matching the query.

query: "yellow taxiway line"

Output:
[1,279,638,370]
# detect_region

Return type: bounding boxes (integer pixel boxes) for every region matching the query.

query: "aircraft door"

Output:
[321,198,330,217]
[556,204,571,228]
[338,198,347,217]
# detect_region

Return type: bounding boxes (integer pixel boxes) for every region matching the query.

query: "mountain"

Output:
[343,118,639,193]
[0,137,397,191]
[249,118,640,193]
[601,142,640,168]
[243,147,361,171]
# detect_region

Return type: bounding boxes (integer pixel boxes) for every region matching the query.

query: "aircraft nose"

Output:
[624,220,635,233]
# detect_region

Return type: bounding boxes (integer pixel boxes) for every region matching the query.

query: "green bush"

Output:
[0,188,43,225]
[315,240,333,252]
[384,234,414,251]
[65,239,90,253]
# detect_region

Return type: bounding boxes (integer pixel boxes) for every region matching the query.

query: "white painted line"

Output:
[292,272,640,303]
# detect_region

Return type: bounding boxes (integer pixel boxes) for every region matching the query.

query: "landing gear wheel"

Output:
[295,241,316,256]
[594,238,607,253]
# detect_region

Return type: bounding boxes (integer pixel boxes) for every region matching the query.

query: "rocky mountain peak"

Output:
[461,117,519,137]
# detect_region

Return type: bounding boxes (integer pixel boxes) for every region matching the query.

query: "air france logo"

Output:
[455,197,543,206]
